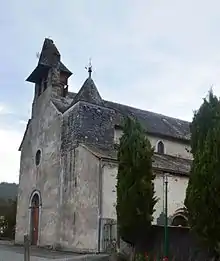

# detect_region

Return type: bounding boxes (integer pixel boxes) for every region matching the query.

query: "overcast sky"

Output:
[1,0,220,183]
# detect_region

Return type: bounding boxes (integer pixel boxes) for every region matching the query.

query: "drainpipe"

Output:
[97,158,103,253]
[163,173,169,261]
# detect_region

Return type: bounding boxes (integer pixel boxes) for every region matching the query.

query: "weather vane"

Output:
[85,58,92,78]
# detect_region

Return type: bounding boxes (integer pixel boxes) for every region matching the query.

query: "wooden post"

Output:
[24,234,30,261]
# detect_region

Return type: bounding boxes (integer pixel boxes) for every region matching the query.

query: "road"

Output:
[0,244,78,260]
[0,243,108,261]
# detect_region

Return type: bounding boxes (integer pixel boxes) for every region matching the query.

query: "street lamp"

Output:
[163,173,169,261]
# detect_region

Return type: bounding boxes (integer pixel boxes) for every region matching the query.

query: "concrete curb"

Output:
[58,254,109,261]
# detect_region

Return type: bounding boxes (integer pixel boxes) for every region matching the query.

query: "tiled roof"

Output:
[152,153,191,175]
[80,144,191,175]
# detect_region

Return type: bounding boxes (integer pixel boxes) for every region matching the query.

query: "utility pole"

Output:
[163,173,169,261]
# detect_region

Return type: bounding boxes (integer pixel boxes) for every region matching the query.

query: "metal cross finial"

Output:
[85,58,92,78]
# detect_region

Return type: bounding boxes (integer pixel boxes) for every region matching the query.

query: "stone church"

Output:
[15,38,192,252]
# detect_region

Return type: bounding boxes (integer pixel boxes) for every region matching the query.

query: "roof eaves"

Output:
[18,119,31,151]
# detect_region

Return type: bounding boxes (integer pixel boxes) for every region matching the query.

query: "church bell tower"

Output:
[26,38,72,118]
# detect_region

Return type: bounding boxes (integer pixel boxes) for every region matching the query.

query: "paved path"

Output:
[0,244,108,261]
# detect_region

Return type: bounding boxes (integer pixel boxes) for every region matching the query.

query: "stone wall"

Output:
[15,90,63,247]
[62,101,116,153]
[61,102,81,153]
[59,145,100,252]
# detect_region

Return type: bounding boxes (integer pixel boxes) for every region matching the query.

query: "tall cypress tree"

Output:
[190,90,219,154]
[185,90,220,258]
[116,116,157,248]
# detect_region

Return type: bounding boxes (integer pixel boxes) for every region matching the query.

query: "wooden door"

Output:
[31,193,40,245]
[31,206,39,245]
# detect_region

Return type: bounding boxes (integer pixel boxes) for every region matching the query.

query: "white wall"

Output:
[114,129,192,160]
[153,174,188,224]
[102,163,117,219]
[101,162,189,224]
[148,135,192,160]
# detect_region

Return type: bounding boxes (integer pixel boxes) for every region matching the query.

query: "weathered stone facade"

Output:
[16,38,192,252]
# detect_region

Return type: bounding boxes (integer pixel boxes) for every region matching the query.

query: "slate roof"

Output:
[59,62,72,75]
[71,78,104,106]
[38,38,61,67]
[153,153,191,175]
[52,88,190,142]
[26,38,72,83]
[80,144,191,175]
[104,100,190,141]
[38,38,72,75]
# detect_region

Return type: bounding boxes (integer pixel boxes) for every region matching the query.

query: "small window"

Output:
[35,150,41,166]
[157,141,165,154]
[43,79,47,91]
[73,212,76,225]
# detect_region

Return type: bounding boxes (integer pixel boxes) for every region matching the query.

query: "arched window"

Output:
[35,150,41,166]
[29,190,42,208]
[171,215,188,227]
[31,193,40,207]
[157,141,165,154]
